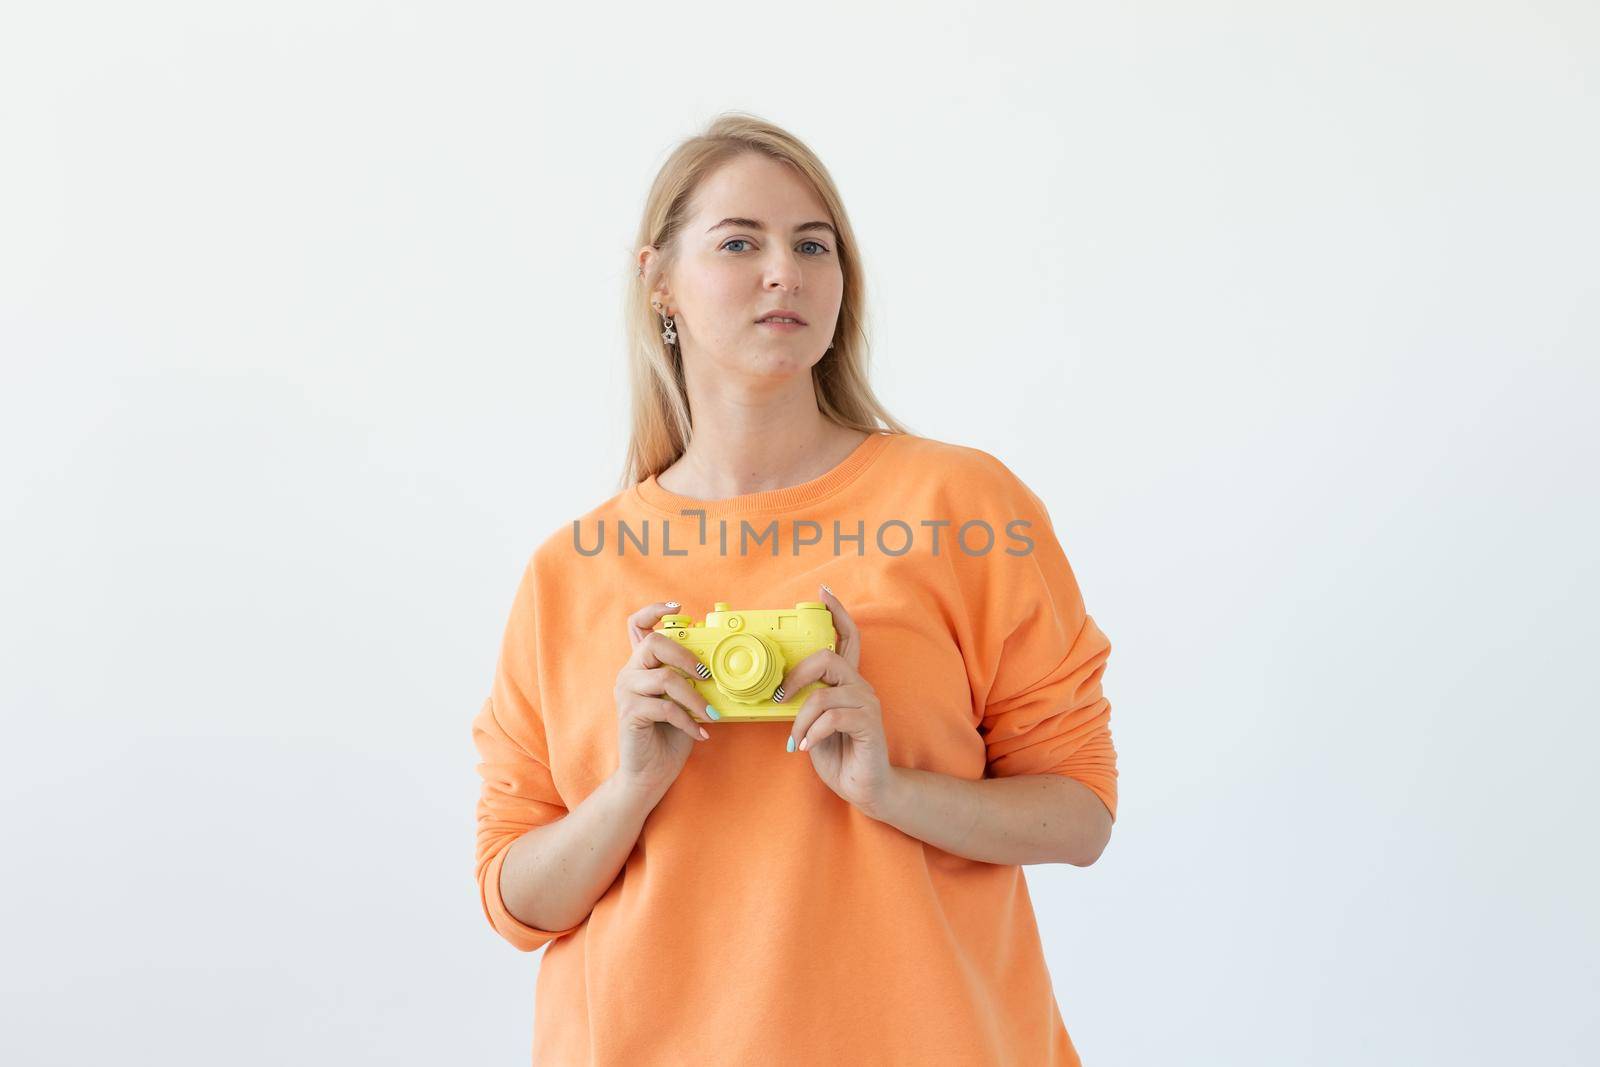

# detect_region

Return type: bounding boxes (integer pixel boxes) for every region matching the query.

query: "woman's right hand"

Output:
[613,601,717,798]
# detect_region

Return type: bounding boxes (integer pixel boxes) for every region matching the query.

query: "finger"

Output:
[817,584,860,670]
[796,709,843,753]
[772,647,856,706]
[621,694,711,742]
[627,601,682,647]
[625,666,721,722]
[631,631,713,683]
[787,686,866,751]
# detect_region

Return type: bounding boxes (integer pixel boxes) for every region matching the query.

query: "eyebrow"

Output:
[706,217,839,242]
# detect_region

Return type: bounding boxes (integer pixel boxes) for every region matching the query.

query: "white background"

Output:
[3,2,1595,1064]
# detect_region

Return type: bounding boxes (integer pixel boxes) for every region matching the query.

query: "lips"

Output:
[755,310,807,325]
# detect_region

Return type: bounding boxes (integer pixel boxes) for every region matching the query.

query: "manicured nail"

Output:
[821,584,833,596]
[706,705,720,720]
[695,662,711,679]
[799,737,809,752]
[699,727,710,740]
[786,735,795,753]
[664,601,679,608]
[773,684,786,703]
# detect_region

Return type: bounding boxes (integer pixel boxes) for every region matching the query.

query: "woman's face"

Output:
[649,153,843,383]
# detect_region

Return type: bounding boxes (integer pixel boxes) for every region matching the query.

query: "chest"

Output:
[539,532,989,803]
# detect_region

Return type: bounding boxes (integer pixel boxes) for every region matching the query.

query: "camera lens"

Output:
[709,632,784,702]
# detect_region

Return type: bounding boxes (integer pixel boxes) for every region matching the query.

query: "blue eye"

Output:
[719,238,831,255]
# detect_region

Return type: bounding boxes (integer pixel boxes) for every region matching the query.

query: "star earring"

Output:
[651,299,677,346]
[641,264,677,346]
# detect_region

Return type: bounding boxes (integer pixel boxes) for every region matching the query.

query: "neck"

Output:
[660,406,869,499]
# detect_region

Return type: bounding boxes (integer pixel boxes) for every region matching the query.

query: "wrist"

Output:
[607,769,666,815]
[861,765,908,824]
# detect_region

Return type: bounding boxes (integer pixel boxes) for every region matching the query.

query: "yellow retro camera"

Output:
[655,601,838,722]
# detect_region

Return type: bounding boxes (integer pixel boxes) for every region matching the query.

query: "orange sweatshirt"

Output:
[472,431,1117,1066]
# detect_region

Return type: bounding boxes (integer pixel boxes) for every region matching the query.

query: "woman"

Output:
[472,113,1118,1066]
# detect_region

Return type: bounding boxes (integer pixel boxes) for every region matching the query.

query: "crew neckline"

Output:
[632,431,897,517]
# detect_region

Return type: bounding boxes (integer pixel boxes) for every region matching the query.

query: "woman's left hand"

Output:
[780,585,894,814]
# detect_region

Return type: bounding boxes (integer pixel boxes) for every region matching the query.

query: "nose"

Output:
[763,250,803,292]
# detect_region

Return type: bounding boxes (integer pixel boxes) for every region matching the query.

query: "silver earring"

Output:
[651,299,677,346]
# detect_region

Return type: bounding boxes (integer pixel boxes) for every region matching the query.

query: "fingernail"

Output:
[786,735,795,753]
[799,737,809,752]
[773,684,786,703]
[695,662,711,680]
[706,706,720,720]
[665,601,679,608]
[821,584,833,596]
[699,727,711,740]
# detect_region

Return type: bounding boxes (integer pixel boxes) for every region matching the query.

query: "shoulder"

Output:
[886,432,1047,514]
[516,484,635,580]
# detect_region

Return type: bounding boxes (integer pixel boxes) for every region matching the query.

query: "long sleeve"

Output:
[472,557,582,951]
[966,464,1119,820]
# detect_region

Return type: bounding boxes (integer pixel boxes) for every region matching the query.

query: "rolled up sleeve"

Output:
[970,469,1119,821]
[472,559,583,952]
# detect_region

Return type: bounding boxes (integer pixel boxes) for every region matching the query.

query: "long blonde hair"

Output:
[620,111,912,491]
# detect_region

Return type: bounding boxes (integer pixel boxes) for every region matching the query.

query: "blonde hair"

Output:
[620,111,912,490]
